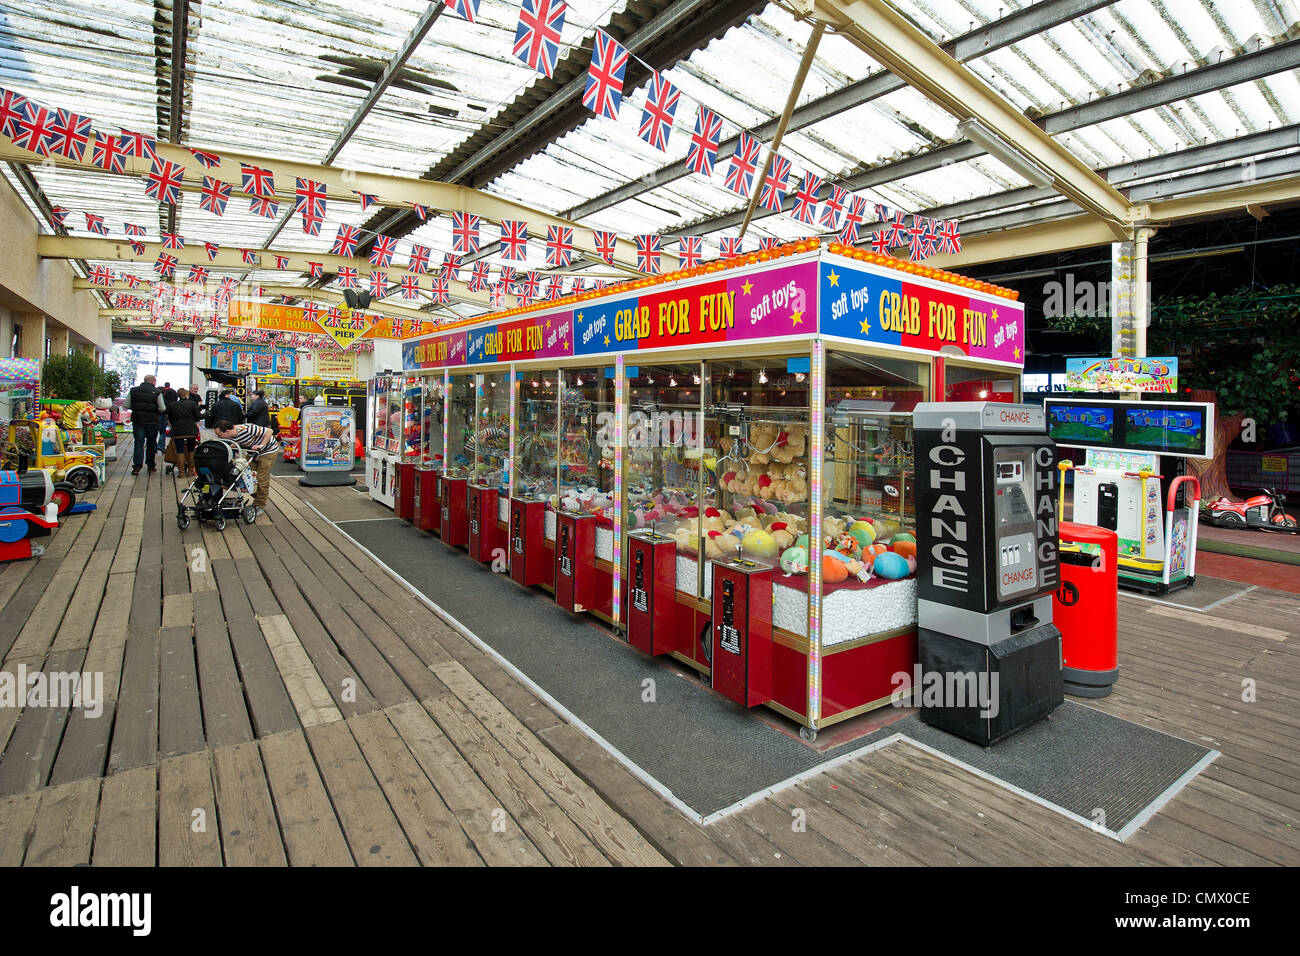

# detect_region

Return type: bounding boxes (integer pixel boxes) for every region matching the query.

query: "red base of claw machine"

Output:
[467,485,500,564]
[554,512,597,612]
[710,559,773,708]
[396,461,417,522]
[509,497,551,587]
[416,468,441,533]
[440,477,468,548]
[626,530,676,655]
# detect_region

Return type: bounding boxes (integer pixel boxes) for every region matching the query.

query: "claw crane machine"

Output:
[366,371,400,508]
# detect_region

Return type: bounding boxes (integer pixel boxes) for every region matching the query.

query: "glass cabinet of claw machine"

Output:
[415,375,445,533]
[366,373,400,509]
[395,376,423,522]
[440,372,475,547]
[510,370,558,587]
[553,366,616,615]
[468,370,509,563]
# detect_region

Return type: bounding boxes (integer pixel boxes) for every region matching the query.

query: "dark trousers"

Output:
[132,422,158,469]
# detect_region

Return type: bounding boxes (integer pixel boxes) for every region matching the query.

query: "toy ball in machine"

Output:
[741,528,778,557]
[779,546,808,574]
[872,551,910,579]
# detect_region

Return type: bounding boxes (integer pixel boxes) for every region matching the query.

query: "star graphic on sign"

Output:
[991,308,999,322]
[860,317,871,336]
[546,319,551,329]
[603,334,610,346]
[1014,346,1021,359]
[790,310,803,326]
[828,269,839,287]
[742,279,753,295]
[577,312,584,324]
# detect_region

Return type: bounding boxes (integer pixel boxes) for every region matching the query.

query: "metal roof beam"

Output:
[812,0,1132,230]
[157,0,194,236]
[565,0,1114,221]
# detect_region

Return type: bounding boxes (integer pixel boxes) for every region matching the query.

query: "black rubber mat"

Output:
[886,703,1214,840]
[336,517,1215,829]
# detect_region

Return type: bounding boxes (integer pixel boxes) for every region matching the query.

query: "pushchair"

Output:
[174,438,260,530]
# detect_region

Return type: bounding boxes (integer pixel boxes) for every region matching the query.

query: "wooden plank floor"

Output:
[1,435,1297,866]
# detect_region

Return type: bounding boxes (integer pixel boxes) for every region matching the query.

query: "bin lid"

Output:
[1060,521,1118,545]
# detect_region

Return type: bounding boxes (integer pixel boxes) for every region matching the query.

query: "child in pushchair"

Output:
[174,438,262,530]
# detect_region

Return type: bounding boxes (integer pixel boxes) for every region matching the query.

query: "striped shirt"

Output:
[226,423,279,455]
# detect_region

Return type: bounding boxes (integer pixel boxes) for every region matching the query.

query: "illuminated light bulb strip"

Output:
[508,365,517,498]
[442,368,450,468]
[807,340,825,731]
[611,354,625,627]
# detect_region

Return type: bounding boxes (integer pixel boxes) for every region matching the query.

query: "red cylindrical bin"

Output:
[1055,521,1119,697]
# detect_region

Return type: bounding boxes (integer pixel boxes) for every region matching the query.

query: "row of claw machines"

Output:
[371,240,1024,740]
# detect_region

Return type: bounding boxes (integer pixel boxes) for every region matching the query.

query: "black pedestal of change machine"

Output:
[913,402,1064,745]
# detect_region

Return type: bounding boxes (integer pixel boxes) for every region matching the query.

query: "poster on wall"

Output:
[1065,356,1178,392]
[313,351,358,379]
[209,343,296,378]
[300,404,355,472]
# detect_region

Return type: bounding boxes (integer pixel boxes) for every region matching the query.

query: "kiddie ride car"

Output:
[2,417,102,493]
[1204,488,1299,533]
[0,463,61,562]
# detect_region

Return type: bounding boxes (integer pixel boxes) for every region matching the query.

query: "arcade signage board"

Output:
[1065,356,1178,393]
[300,404,355,472]
[1044,398,1215,459]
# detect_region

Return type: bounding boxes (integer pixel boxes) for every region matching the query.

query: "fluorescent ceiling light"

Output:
[958,119,1055,189]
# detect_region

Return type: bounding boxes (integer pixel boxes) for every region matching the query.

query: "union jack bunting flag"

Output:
[308,262,324,279]
[678,236,702,268]
[331,224,360,257]
[431,276,450,304]
[273,255,289,269]
[520,272,541,300]
[592,229,617,265]
[938,219,962,255]
[908,216,929,261]
[443,0,481,23]
[369,234,399,267]
[145,159,185,205]
[10,103,54,155]
[724,131,762,198]
[0,89,29,139]
[441,254,461,280]
[758,154,791,213]
[513,0,566,78]
[408,243,431,274]
[240,163,275,198]
[499,265,518,286]
[83,213,107,236]
[354,191,378,211]
[499,219,528,261]
[884,211,909,247]
[920,219,940,259]
[187,265,209,286]
[839,195,867,245]
[819,184,846,230]
[410,204,429,221]
[757,237,778,252]
[295,178,327,234]
[91,133,129,173]
[249,196,278,218]
[47,109,91,161]
[720,236,743,259]
[635,234,661,275]
[325,307,344,325]
[583,30,629,120]
[161,231,184,250]
[240,248,259,265]
[369,272,389,298]
[337,267,358,288]
[545,276,563,300]
[870,229,893,256]
[489,283,508,309]
[88,265,114,286]
[48,205,68,227]
[468,261,491,292]
[118,129,157,161]
[791,172,821,225]
[199,176,231,215]
[123,273,143,289]
[451,212,480,255]
[638,72,680,151]
[400,275,421,299]
[203,241,220,261]
[154,253,178,278]
[545,225,574,268]
[302,302,321,324]
[684,106,722,176]
[218,277,239,296]
[187,147,221,169]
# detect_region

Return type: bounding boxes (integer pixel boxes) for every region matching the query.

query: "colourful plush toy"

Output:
[891,539,917,560]
[835,531,859,559]
[741,528,778,558]
[768,521,795,550]
[779,545,808,574]
[849,519,876,546]
[873,551,910,579]
[821,552,849,583]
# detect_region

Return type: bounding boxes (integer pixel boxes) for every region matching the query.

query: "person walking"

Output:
[157,381,178,451]
[245,389,272,428]
[207,389,244,429]
[127,375,161,475]
[166,388,202,476]
[212,419,280,517]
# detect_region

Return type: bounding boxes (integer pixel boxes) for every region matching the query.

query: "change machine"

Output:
[914,402,1064,746]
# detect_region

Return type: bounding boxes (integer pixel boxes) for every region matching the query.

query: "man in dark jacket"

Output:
[128,375,160,475]
[207,390,245,429]
[166,388,203,476]
[245,390,272,428]
[157,382,178,450]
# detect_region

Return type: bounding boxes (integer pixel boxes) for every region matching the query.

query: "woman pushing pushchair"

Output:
[165,388,203,477]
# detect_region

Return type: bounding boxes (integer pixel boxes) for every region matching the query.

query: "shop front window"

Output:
[516,371,557,500]
[445,374,475,478]
[945,363,1018,403]
[474,371,510,490]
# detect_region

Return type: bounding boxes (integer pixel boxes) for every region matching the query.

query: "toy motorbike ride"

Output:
[1203,488,1299,533]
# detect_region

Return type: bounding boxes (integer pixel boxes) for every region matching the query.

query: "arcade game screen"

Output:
[1125,407,1206,453]
[1047,404,1115,444]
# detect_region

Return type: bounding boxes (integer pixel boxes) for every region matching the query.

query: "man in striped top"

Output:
[213,419,281,517]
